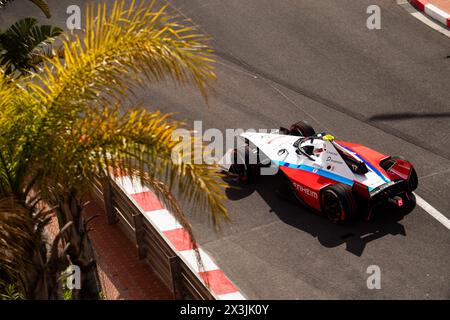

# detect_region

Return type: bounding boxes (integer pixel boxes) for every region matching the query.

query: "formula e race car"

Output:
[219,121,418,223]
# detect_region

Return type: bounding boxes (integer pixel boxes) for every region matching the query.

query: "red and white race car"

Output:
[219,121,418,223]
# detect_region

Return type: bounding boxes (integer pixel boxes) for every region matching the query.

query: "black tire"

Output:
[320,184,357,224]
[398,192,416,215]
[289,121,316,137]
[229,145,260,182]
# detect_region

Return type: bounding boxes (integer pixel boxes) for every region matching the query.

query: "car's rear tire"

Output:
[399,192,416,215]
[289,121,316,137]
[229,145,260,182]
[321,184,357,224]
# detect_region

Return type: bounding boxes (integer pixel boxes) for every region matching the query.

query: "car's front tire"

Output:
[229,145,260,182]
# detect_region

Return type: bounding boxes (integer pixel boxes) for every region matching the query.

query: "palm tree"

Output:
[0,65,70,299]
[0,0,227,299]
[0,0,51,18]
[0,17,62,76]
[0,196,70,299]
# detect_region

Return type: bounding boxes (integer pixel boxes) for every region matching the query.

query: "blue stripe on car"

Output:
[338,145,390,183]
[274,161,355,187]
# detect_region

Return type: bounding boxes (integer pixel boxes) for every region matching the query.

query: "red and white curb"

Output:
[409,0,450,27]
[114,175,246,300]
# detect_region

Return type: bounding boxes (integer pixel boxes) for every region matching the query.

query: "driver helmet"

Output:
[312,140,325,157]
[301,139,325,156]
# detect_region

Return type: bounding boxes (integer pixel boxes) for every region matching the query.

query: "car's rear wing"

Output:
[353,179,407,201]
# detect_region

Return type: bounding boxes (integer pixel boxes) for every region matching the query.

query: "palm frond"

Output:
[28,0,51,18]
[35,105,228,228]
[28,0,215,113]
[21,1,226,226]
[0,0,51,18]
[0,196,40,296]
[0,1,226,298]
[0,195,69,299]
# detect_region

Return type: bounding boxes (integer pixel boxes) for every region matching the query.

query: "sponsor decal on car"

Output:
[326,156,344,165]
[292,182,318,199]
[326,150,339,156]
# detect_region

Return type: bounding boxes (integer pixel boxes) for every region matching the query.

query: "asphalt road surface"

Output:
[2,0,449,299]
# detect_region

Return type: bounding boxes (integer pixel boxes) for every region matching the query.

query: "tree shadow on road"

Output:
[369,112,450,121]
[224,174,414,257]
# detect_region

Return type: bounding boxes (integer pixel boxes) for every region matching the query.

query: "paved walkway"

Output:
[48,200,173,300]
[85,200,174,299]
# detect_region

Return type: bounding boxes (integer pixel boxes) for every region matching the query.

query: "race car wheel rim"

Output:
[323,191,343,223]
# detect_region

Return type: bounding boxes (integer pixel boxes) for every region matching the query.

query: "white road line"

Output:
[414,193,450,230]
[419,168,450,180]
[216,60,259,79]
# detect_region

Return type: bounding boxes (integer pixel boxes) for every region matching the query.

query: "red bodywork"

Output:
[280,141,395,213]
[280,166,333,211]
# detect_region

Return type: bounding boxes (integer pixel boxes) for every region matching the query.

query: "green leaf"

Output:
[0,0,51,18]
[0,17,62,75]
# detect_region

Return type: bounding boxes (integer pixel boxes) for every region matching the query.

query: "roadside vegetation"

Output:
[0,0,227,299]
[0,0,52,18]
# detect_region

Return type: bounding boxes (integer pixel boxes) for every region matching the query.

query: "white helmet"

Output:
[301,139,325,156]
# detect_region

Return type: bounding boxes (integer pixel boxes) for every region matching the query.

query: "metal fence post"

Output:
[133,213,147,259]
[102,177,118,225]
[169,255,184,300]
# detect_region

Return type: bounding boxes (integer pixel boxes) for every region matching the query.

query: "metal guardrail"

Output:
[91,177,215,300]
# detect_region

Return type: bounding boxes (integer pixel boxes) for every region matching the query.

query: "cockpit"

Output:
[297,139,325,158]
[294,133,369,175]
[294,133,329,159]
